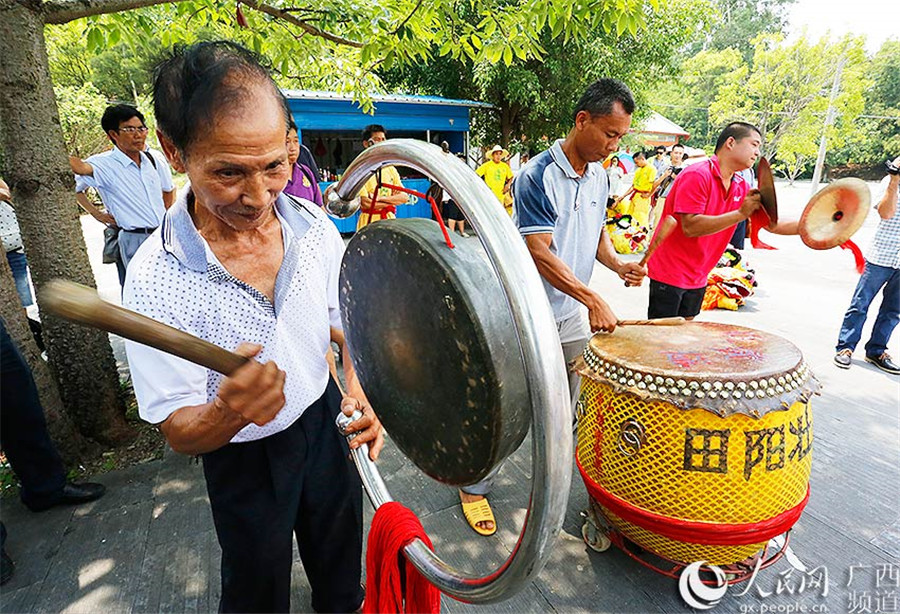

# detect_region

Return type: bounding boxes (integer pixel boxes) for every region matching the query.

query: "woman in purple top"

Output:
[284,118,323,206]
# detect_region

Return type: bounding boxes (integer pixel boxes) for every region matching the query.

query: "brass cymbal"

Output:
[799,178,871,250]
[756,157,778,224]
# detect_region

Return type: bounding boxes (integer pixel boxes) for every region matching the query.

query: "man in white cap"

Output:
[476,145,514,213]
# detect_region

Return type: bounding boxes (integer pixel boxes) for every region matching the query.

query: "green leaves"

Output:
[53,0,655,122]
[85,26,104,51]
[671,31,876,172]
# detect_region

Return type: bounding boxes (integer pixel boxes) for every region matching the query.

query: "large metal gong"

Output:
[340,218,531,486]
[326,139,571,604]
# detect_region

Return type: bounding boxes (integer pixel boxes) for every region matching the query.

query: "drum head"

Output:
[340,219,531,486]
[577,322,819,417]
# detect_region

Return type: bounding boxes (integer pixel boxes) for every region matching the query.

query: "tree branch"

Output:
[41,0,184,24]
[240,0,362,48]
[391,0,423,36]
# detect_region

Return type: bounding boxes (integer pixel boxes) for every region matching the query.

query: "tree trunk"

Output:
[499,102,513,149]
[0,253,96,464]
[0,0,133,446]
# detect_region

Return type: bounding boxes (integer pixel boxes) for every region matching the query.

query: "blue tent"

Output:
[283,90,492,232]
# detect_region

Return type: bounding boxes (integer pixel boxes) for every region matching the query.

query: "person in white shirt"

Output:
[69,104,176,285]
[605,155,626,207]
[124,41,383,613]
[834,157,900,374]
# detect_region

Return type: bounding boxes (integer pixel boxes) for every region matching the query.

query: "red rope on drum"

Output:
[379,182,455,249]
[575,454,809,546]
[364,502,441,614]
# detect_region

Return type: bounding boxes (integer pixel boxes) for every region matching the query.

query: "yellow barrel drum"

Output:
[574,322,819,567]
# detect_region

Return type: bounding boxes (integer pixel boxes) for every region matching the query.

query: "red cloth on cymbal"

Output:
[749,208,777,250]
[363,502,441,614]
[840,240,866,274]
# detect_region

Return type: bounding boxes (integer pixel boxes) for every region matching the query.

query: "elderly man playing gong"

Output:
[124,41,383,613]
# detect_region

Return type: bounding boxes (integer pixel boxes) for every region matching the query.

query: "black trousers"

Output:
[648,280,707,319]
[202,379,364,614]
[0,321,67,510]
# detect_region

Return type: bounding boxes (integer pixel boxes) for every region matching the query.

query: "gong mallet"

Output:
[39,279,248,375]
[40,280,358,397]
[625,214,678,287]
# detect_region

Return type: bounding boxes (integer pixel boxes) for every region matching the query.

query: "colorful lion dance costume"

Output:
[703,247,757,311]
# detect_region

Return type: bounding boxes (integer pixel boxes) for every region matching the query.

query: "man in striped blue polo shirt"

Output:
[514,78,646,400]
[457,79,647,537]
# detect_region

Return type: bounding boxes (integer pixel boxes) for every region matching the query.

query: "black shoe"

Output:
[1,548,14,586]
[27,317,45,352]
[24,482,106,512]
[834,349,852,369]
[865,352,900,375]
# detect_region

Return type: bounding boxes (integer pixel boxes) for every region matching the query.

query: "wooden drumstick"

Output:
[616,317,686,326]
[625,215,678,287]
[39,279,248,376]
[41,280,355,401]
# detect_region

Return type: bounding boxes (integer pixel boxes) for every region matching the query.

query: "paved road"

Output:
[2,180,897,613]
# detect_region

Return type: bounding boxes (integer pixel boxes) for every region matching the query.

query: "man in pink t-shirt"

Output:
[647,122,765,318]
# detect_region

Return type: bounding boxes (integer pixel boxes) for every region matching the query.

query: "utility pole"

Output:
[810,56,846,197]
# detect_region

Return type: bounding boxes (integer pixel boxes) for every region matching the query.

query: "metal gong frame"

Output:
[327,139,572,603]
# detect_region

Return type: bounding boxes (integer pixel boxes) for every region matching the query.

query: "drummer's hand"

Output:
[619,261,647,287]
[587,295,618,333]
[215,343,286,427]
[739,189,762,218]
[341,396,384,461]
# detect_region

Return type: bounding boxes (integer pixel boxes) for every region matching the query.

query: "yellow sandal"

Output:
[460,497,497,536]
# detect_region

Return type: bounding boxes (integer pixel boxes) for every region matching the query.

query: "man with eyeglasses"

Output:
[69,104,175,284]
